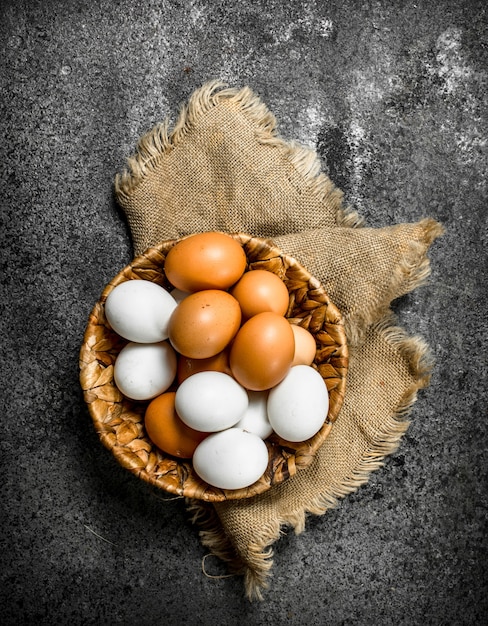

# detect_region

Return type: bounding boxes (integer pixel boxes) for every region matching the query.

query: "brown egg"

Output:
[144,391,208,458]
[168,289,241,359]
[230,269,290,319]
[290,324,317,366]
[229,312,295,391]
[164,231,247,292]
[177,349,231,384]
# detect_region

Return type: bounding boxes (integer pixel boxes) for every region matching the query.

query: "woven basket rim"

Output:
[79,232,348,502]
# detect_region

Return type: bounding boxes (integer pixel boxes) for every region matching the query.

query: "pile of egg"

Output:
[105,232,329,490]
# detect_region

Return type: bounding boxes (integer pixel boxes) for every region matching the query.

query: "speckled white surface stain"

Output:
[296,102,328,148]
[318,18,334,38]
[434,27,473,95]
[344,67,388,207]
[425,27,488,168]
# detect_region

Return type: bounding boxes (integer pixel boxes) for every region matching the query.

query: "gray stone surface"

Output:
[1,0,487,624]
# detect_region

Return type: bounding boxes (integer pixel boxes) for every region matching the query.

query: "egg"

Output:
[267,365,329,442]
[144,392,208,458]
[229,312,295,391]
[230,269,290,319]
[104,279,177,343]
[113,341,177,400]
[175,371,248,432]
[168,289,241,359]
[192,428,269,490]
[235,390,273,439]
[176,349,231,384]
[164,231,247,292]
[290,324,317,366]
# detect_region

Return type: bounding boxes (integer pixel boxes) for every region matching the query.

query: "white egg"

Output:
[267,365,329,442]
[114,341,177,400]
[193,428,269,490]
[105,279,177,343]
[175,371,248,432]
[235,390,273,439]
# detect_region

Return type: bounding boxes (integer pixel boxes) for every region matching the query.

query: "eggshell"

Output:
[192,428,269,490]
[164,231,247,292]
[230,269,290,319]
[267,365,329,442]
[105,279,177,343]
[290,324,317,366]
[175,371,248,432]
[229,312,295,391]
[114,341,177,400]
[176,349,231,384]
[168,289,241,359]
[144,392,208,458]
[235,390,273,439]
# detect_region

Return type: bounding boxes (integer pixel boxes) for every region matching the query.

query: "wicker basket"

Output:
[79,233,348,502]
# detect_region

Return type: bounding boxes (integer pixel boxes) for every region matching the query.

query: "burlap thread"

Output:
[114,81,443,599]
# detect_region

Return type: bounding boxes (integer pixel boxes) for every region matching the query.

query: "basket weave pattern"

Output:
[79,233,348,502]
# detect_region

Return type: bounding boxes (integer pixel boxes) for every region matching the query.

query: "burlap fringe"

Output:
[115,80,347,224]
[186,499,278,601]
[345,218,445,346]
[187,310,436,601]
[186,500,246,571]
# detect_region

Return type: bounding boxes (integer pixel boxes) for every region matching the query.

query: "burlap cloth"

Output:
[114,81,444,600]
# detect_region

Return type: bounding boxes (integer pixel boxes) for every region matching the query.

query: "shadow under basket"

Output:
[79,233,348,502]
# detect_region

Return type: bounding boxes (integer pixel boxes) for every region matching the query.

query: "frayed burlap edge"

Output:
[187,311,435,601]
[114,80,358,231]
[343,218,445,346]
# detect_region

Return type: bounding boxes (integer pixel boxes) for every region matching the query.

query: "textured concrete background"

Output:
[1,0,487,624]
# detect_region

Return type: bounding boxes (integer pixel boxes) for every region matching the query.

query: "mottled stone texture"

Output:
[1,0,486,624]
